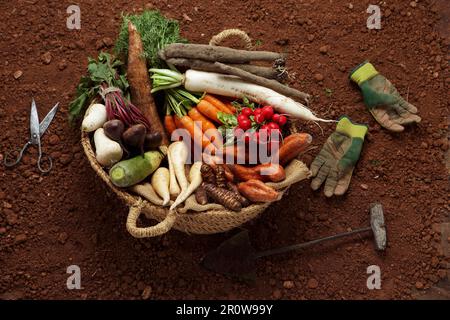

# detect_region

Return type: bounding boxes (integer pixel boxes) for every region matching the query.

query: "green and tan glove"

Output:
[310,116,367,197]
[350,61,421,132]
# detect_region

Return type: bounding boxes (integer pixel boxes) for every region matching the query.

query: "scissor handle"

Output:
[4,142,31,167]
[37,143,52,173]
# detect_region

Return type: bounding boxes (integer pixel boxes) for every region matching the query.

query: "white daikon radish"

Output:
[150,69,333,122]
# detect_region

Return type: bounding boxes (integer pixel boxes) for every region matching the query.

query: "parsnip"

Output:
[167,152,181,199]
[131,183,164,206]
[170,162,203,210]
[168,142,189,193]
[151,167,170,206]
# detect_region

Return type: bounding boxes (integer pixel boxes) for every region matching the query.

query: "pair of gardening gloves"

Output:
[311,62,421,197]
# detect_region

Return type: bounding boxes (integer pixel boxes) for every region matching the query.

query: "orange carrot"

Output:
[226,102,237,114]
[175,115,213,150]
[164,115,177,136]
[204,94,233,114]
[188,108,222,147]
[197,100,221,123]
[173,115,183,129]
[173,115,179,127]
[188,108,217,132]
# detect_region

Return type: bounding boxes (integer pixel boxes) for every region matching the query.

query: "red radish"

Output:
[239,118,251,130]
[241,107,253,117]
[237,114,248,123]
[268,122,280,130]
[253,108,262,116]
[254,113,265,124]
[272,113,280,123]
[261,106,274,120]
[278,115,287,126]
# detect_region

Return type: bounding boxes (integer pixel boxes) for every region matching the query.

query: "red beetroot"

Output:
[103,83,151,131]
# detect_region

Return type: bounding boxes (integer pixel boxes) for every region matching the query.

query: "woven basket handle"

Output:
[126,200,177,238]
[209,29,253,50]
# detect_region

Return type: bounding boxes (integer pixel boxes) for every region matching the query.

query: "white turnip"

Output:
[82,103,107,132]
[93,128,123,167]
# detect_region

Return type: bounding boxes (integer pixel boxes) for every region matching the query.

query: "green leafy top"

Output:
[231,96,257,112]
[217,112,239,146]
[115,10,187,68]
[68,52,129,123]
[217,112,237,128]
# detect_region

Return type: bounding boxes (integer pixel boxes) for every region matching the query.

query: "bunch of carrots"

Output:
[164,90,236,151]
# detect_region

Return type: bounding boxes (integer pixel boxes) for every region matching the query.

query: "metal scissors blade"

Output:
[39,102,59,137]
[30,98,41,146]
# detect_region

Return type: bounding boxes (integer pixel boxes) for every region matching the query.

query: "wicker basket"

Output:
[80,30,311,238]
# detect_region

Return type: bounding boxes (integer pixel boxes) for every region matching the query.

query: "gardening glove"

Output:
[350,61,421,132]
[310,116,367,197]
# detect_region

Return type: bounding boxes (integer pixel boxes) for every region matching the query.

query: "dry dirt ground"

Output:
[0,0,448,300]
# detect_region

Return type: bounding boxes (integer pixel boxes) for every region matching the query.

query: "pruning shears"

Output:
[4,98,59,173]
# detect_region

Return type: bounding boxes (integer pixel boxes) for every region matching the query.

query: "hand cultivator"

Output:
[201,203,387,279]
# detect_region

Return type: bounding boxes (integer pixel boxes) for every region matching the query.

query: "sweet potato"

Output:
[227,163,285,182]
[255,163,285,182]
[237,180,279,203]
[228,164,261,181]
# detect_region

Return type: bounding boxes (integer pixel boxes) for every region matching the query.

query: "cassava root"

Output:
[166,58,287,82]
[213,62,311,103]
[160,43,285,64]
